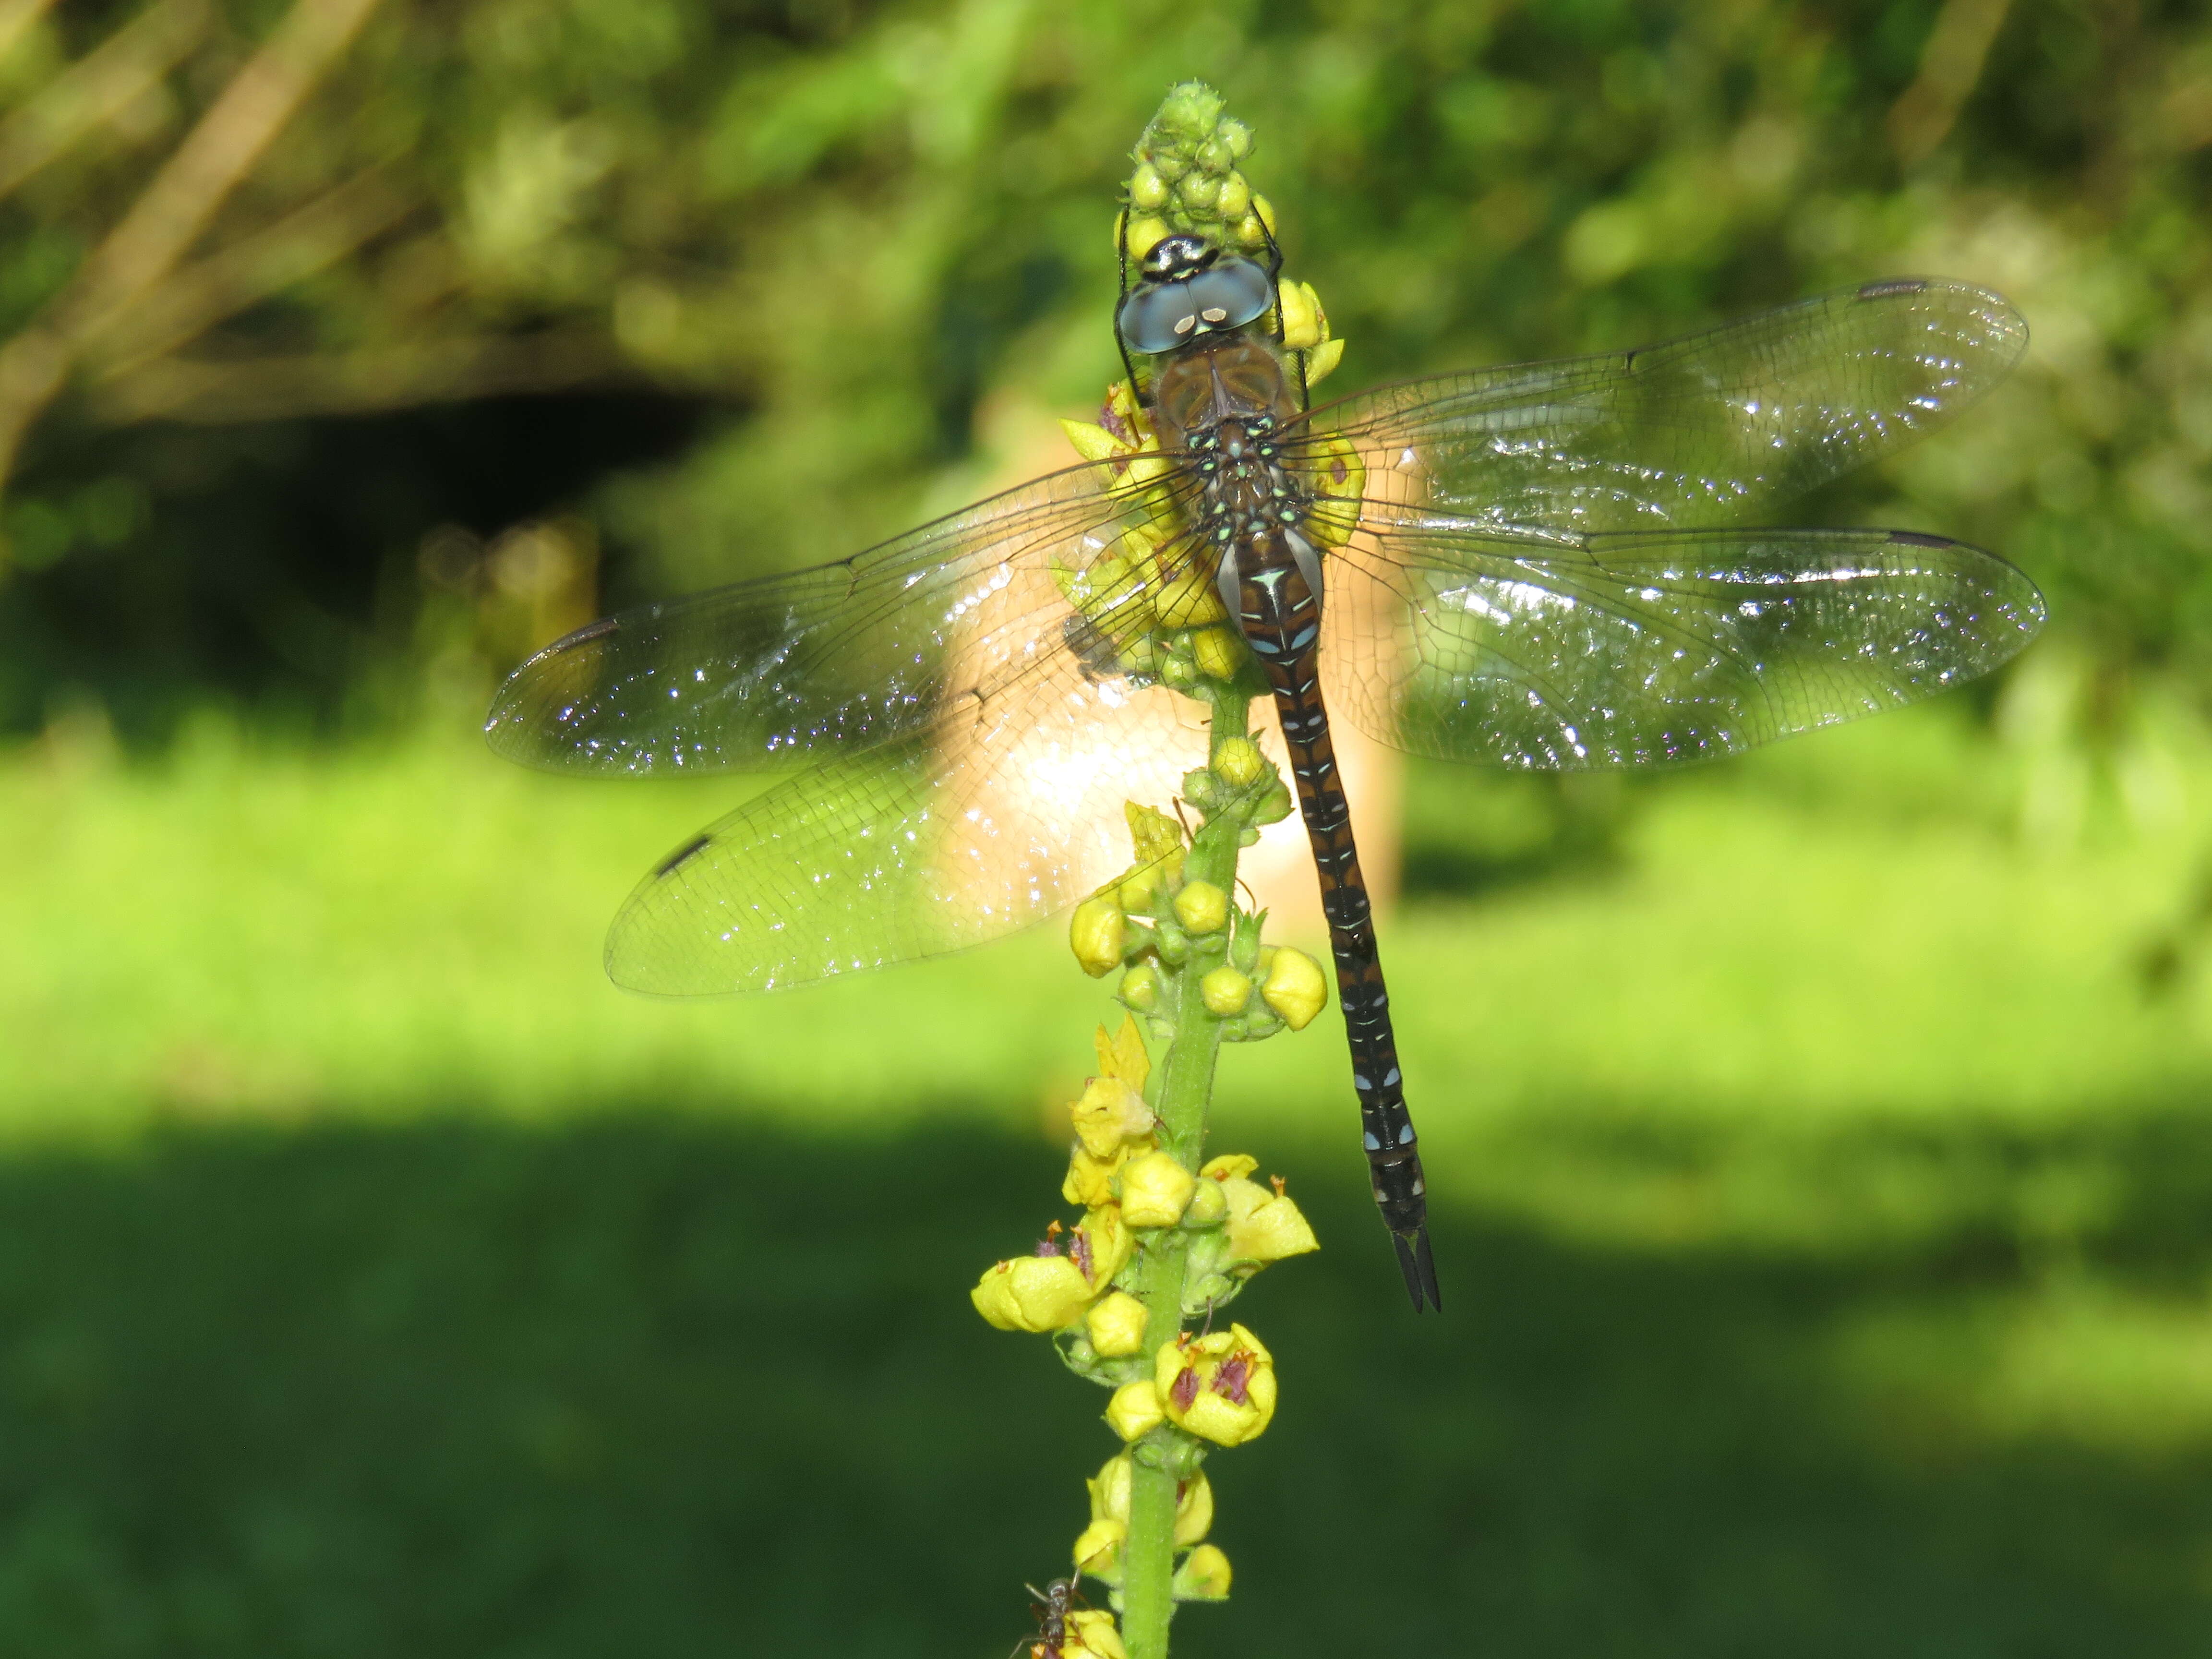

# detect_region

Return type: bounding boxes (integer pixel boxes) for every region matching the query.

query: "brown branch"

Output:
[82,167,417,376]
[0,0,211,204]
[0,0,384,498]
[0,0,62,70]
[1888,0,2013,167]
[84,331,640,425]
[69,0,385,332]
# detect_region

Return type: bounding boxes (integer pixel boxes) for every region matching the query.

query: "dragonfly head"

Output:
[1118,235,1274,355]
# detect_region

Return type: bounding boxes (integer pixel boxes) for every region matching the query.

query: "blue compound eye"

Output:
[1116,256,1275,354]
[1116,282,1200,353]
[1182,258,1273,332]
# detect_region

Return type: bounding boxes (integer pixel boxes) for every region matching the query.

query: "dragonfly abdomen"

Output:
[1228,521,1442,1312]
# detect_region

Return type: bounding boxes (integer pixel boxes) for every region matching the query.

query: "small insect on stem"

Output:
[1009,1576,1084,1659]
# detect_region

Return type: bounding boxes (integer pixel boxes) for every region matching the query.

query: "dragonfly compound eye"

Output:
[1116,254,1278,355]
[1137,232,1216,282]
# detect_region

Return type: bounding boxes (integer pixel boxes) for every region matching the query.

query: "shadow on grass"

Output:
[0,1108,2208,1657]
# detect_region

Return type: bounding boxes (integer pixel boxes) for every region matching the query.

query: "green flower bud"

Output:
[1178,171,1221,213]
[1253,783,1293,824]
[1215,173,1251,222]
[1195,136,1233,174]
[1118,961,1160,1011]
[1129,164,1170,212]
[1181,766,1217,806]
[1213,736,1266,789]
[1218,118,1252,158]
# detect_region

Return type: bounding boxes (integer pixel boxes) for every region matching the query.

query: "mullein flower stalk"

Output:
[972,84,1337,1659]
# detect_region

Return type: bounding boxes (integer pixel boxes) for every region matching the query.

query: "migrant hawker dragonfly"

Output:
[486,255,2042,1310]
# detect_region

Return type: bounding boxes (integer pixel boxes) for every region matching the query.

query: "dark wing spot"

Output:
[1857,278,1929,300]
[1887,529,1954,549]
[552,615,619,650]
[654,832,714,878]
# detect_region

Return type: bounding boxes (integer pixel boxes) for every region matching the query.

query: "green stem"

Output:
[1119,688,1250,1659]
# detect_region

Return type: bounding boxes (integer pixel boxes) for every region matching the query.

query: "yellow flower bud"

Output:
[1118,1149,1197,1228]
[970,1252,1098,1333]
[1123,214,1173,260]
[1278,280,1327,351]
[1305,335,1346,386]
[1200,965,1252,1016]
[1231,213,1268,251]
[1173,1471,1214,1546]
[1182,1175,1227,1227]
[1105,1378,1166,1441]
[1089,1452,1133,1521]
[1173,880,1228,934]
[1261,946,1327,1029]
[1212,734,1266,788]
[1064,1610,1127,1659]
[1129,163,1170,212]
[1174,1543,1232,1602]
[1072,1517,1126,1577]
[1118,962,1159,1011]
[1070,896,1126,977]
[1191,625,1245,682]
[1087,1290,1149,1357]
[1071,1073,1154,1159]
[1155,1323,1278,1446]
[1251,193,1276,237]
[1216,172,1250,221]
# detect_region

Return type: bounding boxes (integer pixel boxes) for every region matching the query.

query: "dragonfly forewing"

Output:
[1303,280,2027,536]
[484,460,1174,775]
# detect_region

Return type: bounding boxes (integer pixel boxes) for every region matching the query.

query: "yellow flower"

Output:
[1260,946,1327,1029]
[1151,557,1229,627]
[1105,1379,1164,1441]
[1183,1175,1227,1227]
[1201,1156,1320,1267]
[1173,1543,1232,1602]
[1118,1149,1197,1228]
[1064,1610,1128,1659]
[1087,1291,1149,1358]
[1200,965,1252,1017]
[1305,335,1346,385]
[1088,1451,1133,1522]
[1304,436,1366,546]
[971,1252,1098,1333]
[1095,1011,1153,1088]
[1070,897,1125,977]
[1063,1144,1127,1209]
[1173,1471,1214,1546]
[1080,1203,1134,1284]
[1070,1073,1154,1160]
[1072,1517,1126,1578]
[1173,881,1228,935]
[1155,1323,1277,1446]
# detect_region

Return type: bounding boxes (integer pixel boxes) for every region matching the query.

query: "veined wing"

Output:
[1322,519,2044,769]
[604,652,1214,994]
[485,459,1180,775]
[1288,280,2026,534]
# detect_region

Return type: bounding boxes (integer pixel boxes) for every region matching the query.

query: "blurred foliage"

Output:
[0,0,2203,738]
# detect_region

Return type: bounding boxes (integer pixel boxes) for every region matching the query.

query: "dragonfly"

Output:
[486,250,2044,1312]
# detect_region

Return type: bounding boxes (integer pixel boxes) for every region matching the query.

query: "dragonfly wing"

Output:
[1302,280,2026,533]
[1323,520,2045,768]
[486,459,1169,775]
[604,652,1212,993]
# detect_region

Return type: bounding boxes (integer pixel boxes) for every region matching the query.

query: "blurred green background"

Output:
[4,0,2212,1652]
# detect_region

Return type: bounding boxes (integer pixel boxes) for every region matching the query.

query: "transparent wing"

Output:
[1321,519,2045,769]
[604,660,1214,994]
[1287,280,2026,534]
[485,459,1178,775]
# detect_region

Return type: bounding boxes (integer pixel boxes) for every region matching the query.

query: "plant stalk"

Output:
[1119,687,1251,1659]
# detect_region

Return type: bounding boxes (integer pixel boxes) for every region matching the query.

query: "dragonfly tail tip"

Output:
[1392,1226,1442,1313]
